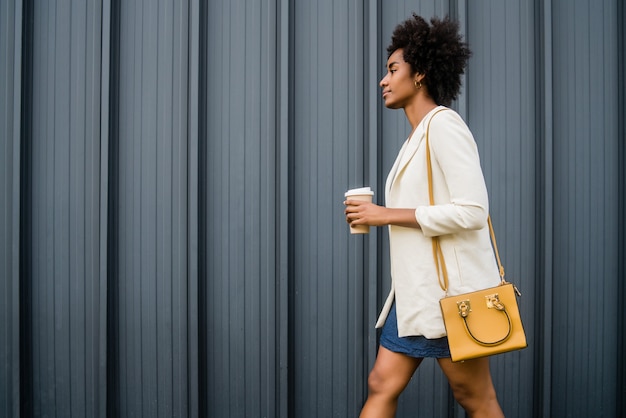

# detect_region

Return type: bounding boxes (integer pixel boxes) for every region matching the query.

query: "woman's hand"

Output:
[344,200,389,227]
[344,200,421,229]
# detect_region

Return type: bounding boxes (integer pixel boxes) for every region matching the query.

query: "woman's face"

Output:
[379,49,419,109]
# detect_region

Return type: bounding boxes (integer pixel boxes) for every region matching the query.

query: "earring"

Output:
[414,80,422,89]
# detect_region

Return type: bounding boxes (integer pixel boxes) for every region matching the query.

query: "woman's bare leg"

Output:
[437,357,504,418]
[359,346,422,418]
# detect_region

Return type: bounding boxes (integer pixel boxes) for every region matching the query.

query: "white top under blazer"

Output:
[376,106,501,338]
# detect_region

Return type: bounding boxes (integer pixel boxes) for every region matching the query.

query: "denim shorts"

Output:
[380,303,451,358]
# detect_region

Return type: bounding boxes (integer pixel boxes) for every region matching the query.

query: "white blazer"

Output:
[375,106,501,338]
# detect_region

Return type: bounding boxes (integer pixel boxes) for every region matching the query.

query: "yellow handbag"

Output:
[425,110,527,362]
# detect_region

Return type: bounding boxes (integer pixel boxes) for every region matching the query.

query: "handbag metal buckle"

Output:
[457,300,471,318]
[485,294,505,310]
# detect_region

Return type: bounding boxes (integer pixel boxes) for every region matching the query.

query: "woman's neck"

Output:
[404,96,439,131]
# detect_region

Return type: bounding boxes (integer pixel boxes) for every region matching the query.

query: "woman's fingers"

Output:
[344,200,361,223]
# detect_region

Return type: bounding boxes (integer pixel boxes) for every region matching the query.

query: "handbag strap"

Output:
[424,109,506,294]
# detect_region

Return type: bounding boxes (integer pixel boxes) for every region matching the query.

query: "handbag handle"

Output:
[424,109,507,294]
[457,297,513,346]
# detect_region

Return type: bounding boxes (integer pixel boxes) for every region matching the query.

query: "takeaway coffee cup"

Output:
[344,187,374,234]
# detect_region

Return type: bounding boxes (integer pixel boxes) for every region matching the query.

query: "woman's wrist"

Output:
[387,208,420,228]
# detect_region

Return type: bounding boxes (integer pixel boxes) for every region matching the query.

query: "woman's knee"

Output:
[438,357,498,408]
[366,347,420,397]
[367,367,404,397]
[448,379,498,411]
[366,367,388,395]
[448,379,476,402]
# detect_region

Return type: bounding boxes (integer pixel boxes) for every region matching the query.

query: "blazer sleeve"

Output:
[415,110,490,237]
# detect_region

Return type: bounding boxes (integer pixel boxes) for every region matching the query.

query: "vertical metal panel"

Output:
[619,0,626,414]
[0,0,13,411]
[187,0,200,416]
[536,1,555,416]
[291,0,368,416]
[465,2,537,417]
[113,1,189,416]
[551,0,620,416]
[0,1,23,417]
[24,1,103,416]
[277,0,292,416]
[201,0,281,416]
[364,1,381,405]
[99,0,112,416]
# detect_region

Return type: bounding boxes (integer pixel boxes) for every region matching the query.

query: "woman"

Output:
[344,14,505,418]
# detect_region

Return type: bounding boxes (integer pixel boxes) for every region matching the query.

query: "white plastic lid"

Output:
[345,187,374,197]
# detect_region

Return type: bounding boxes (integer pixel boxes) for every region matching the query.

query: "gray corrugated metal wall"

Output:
[1,0,23,417]
[201,0,284,416]
[550,1,620,416]
[1,0,624,417]
[19,1,106,416]
[291,1,367,416]
[112,1,191,416]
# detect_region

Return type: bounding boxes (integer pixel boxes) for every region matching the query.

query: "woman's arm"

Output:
[344,200,420,229]
[415,111,490,236]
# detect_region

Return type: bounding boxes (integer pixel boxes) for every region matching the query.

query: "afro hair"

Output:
[387,14,471,106]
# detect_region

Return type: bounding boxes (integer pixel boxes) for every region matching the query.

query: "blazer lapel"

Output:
[386,106,447,196]
[387,126,425,193]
